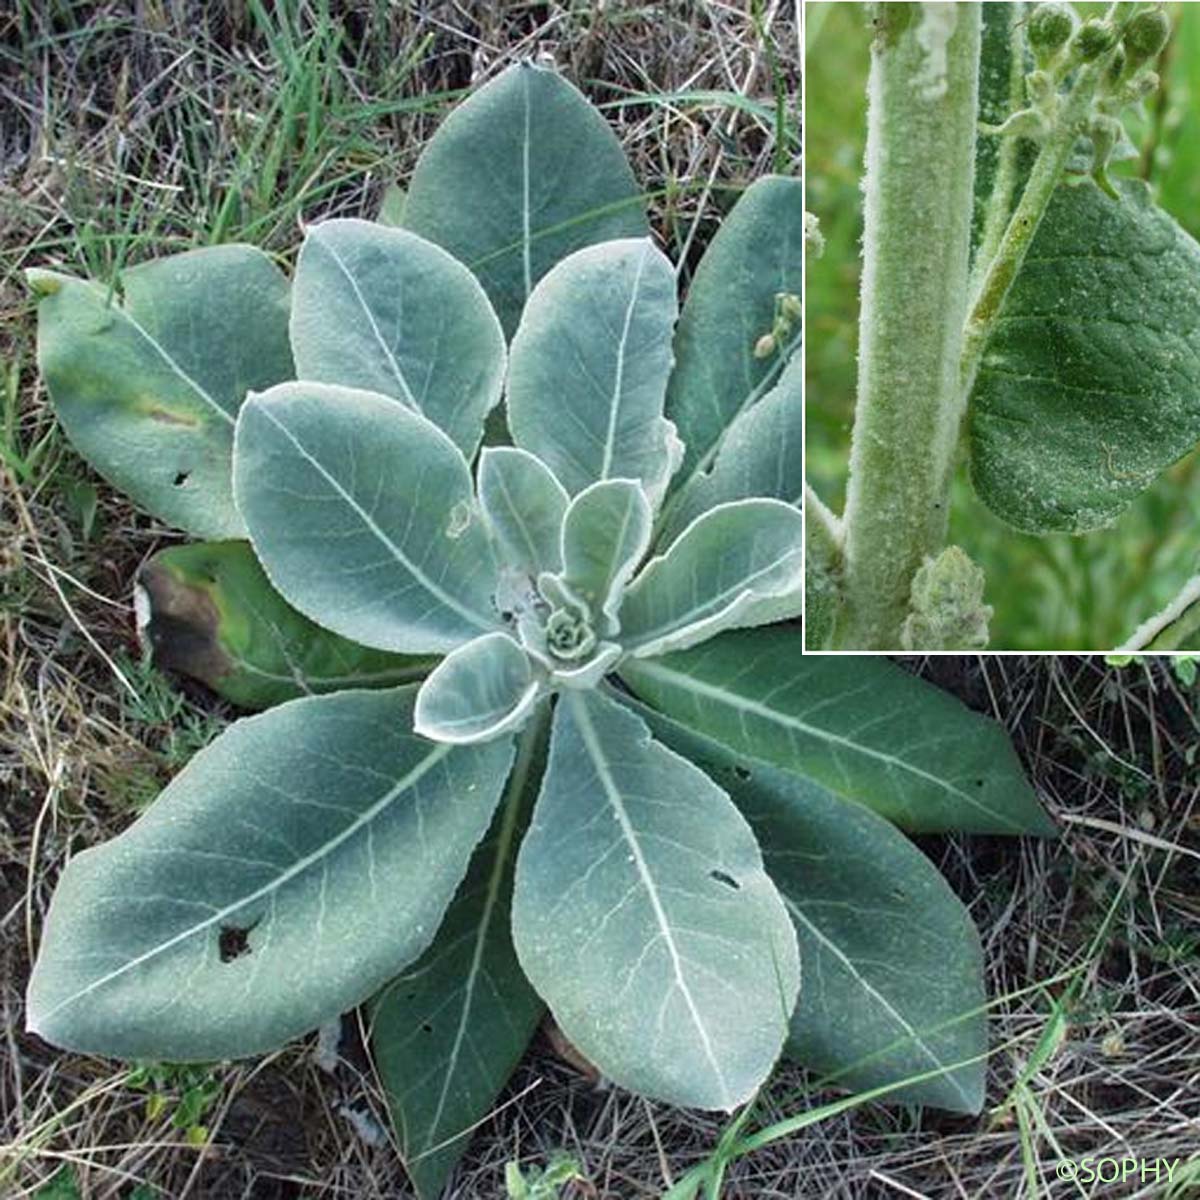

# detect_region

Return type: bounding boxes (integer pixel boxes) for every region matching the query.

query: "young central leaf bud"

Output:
[545,607,596,661]
[1073,18,1118,63]
[1122,9,1170,67]
[1027,2,1075,65]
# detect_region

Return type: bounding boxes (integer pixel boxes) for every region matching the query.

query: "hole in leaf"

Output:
[173,470,191,487]
[218,923,255,963]
[974,778,985,788]
[710,869,740,890]
[420,1022,434,1034]
[732,765,752,782]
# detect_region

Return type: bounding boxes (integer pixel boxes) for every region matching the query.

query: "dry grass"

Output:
[3,3,1199,1199]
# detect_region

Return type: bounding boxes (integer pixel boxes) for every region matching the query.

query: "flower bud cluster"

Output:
[982,4,1170,199]
[753,291,802,360]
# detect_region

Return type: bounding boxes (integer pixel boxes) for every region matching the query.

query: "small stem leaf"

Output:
[658,352,802,548]
[631,702,987,1115]
[507,239,680,504]
[619,628,1056,836]
[511,690,799,1111]
[554,479,652,634]
[371,713,547,1200]
[403,62,649,338]
[291,220,506,459]
[619,500,803,659]
[414,633,541,745]
[663,176,803,508]
[478,447,570,579]
[234,383,500,654]
[137,540,435,710]
[969,179,1200,533]
[26,687,515,1060]
[27,247,292,538]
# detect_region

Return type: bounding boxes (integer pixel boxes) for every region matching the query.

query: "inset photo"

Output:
[805,2,1200,651]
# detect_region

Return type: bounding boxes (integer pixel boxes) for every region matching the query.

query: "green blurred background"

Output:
[805,2,1200,649]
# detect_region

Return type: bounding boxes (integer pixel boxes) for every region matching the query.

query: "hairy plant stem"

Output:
[836,3,981,649]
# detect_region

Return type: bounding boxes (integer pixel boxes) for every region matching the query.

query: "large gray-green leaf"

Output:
[553,479,651,634]
[26,687,514,1059]
[619,500,803,658]
[414,633,540,745]
[511,689,799,1111]
[662,176,803,509]
[137,540,434,710]
[403,62,649,338]
[290,219,506,457]
[628,702,986,1114]
[234,383,500,654]
[371,714,546,1200]
[477,447,569,580]
[620,628,1055,836]
[658,352,803,547]
[507,238,679,503]
[969,179,1200,533]
[28,247,292,537]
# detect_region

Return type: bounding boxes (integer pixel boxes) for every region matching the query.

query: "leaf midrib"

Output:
[600,243,652,480]
[254,403,496,635]
[783,898,974,1111]
[118,298,235,428]
[492,457,558,574]
[34,741,454,1025]
[424,714,544,1140]
[624,519,801,652]
[622,659,1024,833]
[567,692,732,1106]
[313,234,420,409]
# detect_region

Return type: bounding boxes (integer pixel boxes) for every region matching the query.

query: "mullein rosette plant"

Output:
[26,62,1052,1197]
